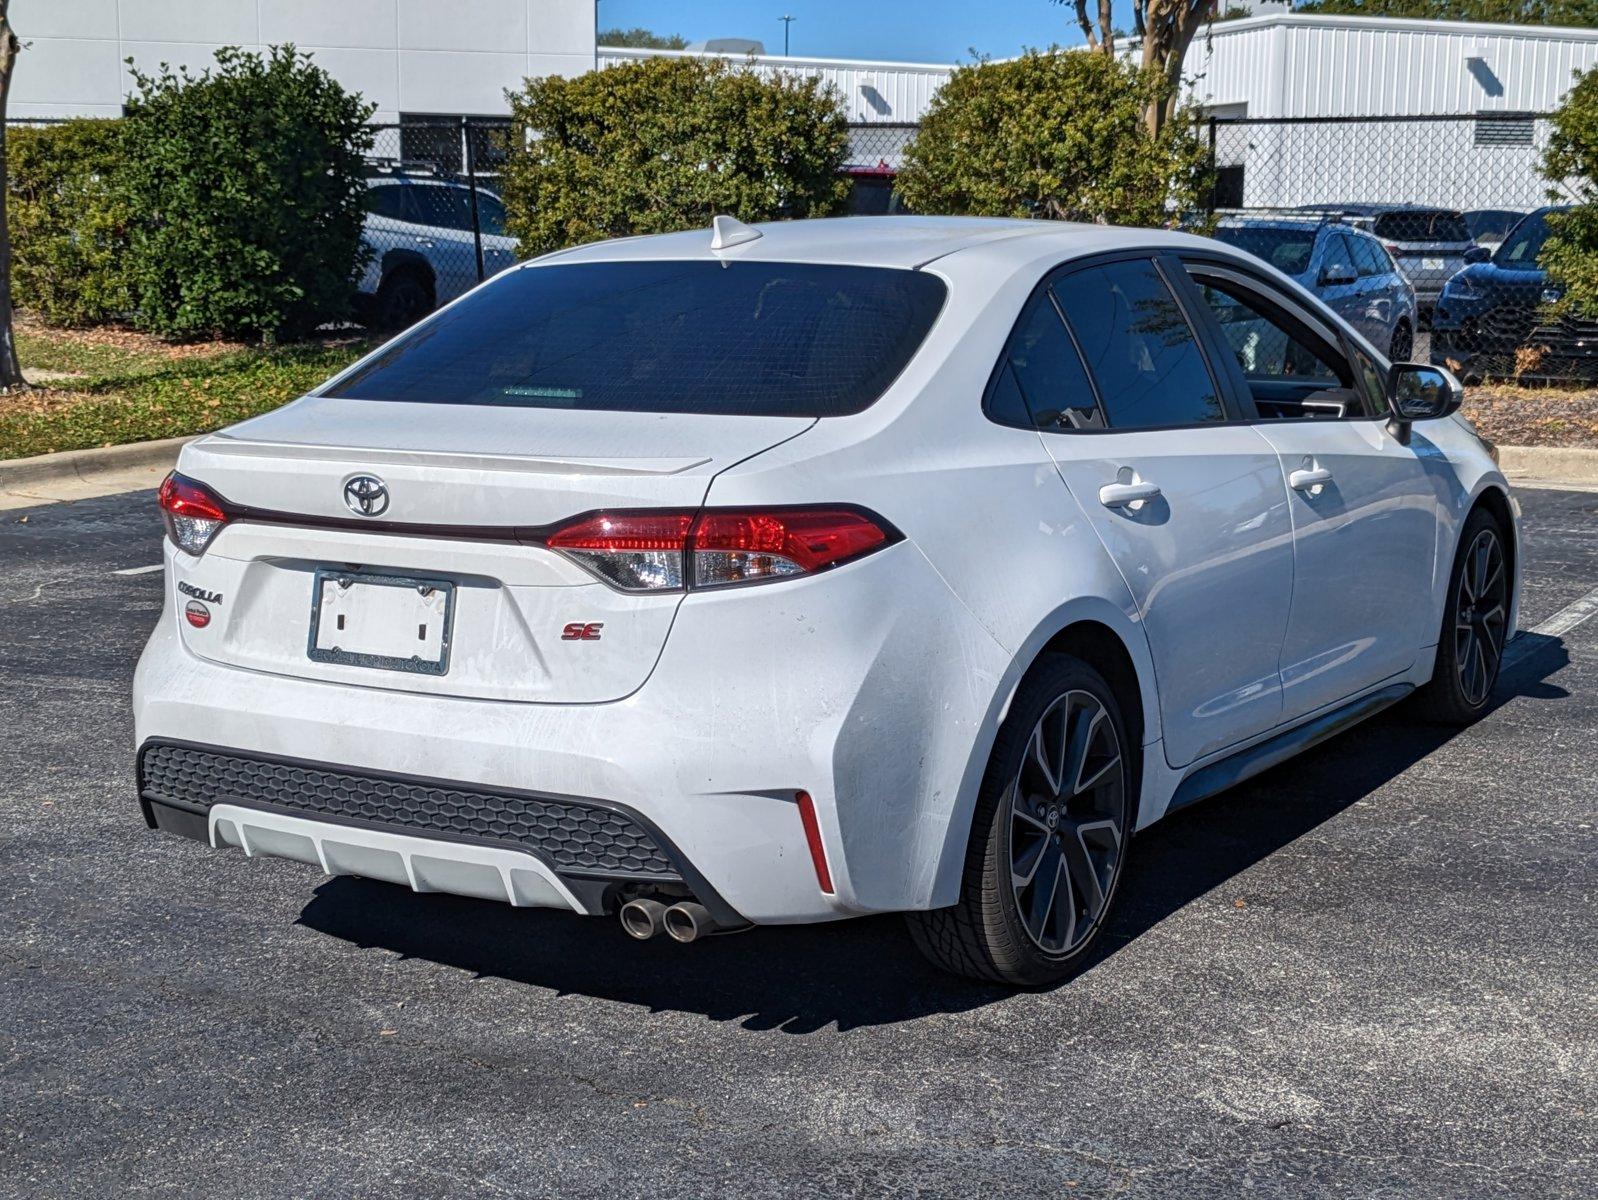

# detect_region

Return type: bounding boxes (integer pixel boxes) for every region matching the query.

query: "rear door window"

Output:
[1350,236,1388,278]
[1052,260,1227,430]
[328,260,948,417]
[408,185,476,231]
[1320,232,1357,282]
[989,294,1103,430]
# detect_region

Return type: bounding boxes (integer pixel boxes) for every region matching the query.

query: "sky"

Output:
[594,1,1128,65]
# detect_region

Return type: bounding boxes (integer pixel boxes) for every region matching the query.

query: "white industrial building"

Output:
[13,4,1598,208]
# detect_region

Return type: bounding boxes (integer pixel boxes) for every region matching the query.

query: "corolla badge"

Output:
[343,475,389,517]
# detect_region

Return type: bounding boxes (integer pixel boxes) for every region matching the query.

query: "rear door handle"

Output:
[1099,480,1162,509]
[1289,464,1334,492]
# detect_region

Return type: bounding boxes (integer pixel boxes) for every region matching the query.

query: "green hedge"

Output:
[119,45,374,340]
[1543,66,1598,317]
[895,51,1209,226]
[501,55,850,256]
[8,119,132,326]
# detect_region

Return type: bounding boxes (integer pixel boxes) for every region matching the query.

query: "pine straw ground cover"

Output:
[1461,384,1598,450]
[1,318,373,460]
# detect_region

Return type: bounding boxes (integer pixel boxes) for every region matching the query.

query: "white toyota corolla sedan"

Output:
[134,216,1518,985]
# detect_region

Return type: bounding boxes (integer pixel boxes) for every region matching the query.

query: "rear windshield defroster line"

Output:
[329,260,949,418]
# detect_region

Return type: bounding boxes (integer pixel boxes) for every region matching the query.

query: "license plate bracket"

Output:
[308,569,455,676]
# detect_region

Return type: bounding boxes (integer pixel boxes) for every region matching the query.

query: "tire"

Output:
[1413,507,1511,724]
[907,654,1134,986]
[372,266,434,331]
[1389,320,1414,362]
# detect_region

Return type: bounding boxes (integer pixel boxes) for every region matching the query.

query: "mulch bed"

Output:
[1463,385,1598,450]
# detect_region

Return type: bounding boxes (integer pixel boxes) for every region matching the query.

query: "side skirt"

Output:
[1166,682,1415,814]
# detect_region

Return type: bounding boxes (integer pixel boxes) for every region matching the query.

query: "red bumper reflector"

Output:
[795,790,834,895]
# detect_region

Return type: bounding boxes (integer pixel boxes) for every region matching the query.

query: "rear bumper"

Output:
[137,739,742,923]
[133,538,1009,924]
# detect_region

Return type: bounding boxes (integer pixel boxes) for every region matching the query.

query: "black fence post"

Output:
[463,117,486,283]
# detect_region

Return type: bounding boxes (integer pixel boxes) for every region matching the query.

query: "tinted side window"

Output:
[1003,295,1102,430]
[1053,260,1225,430]
[1350,236,1387,278]
[1350,346,1389,418]
[478,194,508,237]
[410,185,475,231]
[1320,232,1356,282]
[1195,282,1341,384]
[367,185,411,222]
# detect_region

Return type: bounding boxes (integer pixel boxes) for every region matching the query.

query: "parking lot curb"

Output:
[0,435,195,491]
[1498,444,1598,488]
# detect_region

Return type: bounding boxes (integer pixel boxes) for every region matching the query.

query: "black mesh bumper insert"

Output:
[139,742,679,880]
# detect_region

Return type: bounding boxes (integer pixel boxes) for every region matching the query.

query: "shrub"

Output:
[502,55,850,256]
[119,45,374,340]
[8,119,132,326]
[1543,66,1598,317]
[894,50,1210,226]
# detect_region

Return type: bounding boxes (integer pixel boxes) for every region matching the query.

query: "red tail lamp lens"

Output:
[158,472,229,556]
[542,507,895,592]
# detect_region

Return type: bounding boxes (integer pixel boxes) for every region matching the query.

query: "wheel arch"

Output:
[380,248,436,289]
[928,599,1161,909]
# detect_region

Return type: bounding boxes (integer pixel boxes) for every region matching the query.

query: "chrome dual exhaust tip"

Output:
[619,898,730,943]
[619,898,667,940]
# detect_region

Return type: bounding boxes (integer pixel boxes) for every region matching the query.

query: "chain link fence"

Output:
[1202,114,1585,384]
[9,112,1591,382]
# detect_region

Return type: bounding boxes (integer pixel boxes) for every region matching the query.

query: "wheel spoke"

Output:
[1026,710,1065,797]
[1011,825,1049,888]
[1023,840,1063,942]
[1060,825,1106,924]
[1048,853,1077,951]
[1062,701,1103,796]
[1076,751,1121,796]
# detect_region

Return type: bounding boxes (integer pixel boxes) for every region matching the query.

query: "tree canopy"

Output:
[597,27,689,50]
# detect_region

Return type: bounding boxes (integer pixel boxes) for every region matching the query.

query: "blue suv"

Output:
[1211,216,1419,360]
[1430,206,1598,384]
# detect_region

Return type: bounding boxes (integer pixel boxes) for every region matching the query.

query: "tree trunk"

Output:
[1140,1,1206,137]
[0,0,26,391]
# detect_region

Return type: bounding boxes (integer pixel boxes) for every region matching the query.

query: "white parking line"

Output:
[1503,583,1598,669]
[1529,585,1598,640]
[112,564,164,576]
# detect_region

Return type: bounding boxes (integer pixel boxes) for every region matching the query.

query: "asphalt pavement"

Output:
[1,484,1594,1199]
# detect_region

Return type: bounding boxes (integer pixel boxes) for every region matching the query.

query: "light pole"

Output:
[780,14,795,56]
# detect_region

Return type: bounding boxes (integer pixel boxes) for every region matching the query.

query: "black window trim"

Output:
[980,249,1249,435]
[1176,253,1391,424]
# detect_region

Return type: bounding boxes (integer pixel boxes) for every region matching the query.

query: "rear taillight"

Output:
[158,472,229,555]
[544,507,897,592]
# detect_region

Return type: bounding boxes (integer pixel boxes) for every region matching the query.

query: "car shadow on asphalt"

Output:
[295,637,1571,1034]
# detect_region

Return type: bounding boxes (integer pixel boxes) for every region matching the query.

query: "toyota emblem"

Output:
[343,474,389,517]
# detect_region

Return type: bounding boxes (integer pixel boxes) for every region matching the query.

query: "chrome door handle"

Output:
[1099,480,1162,509]
[1289,465,1334,492]
[414,237,435,247]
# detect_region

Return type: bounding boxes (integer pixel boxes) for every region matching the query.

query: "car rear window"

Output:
[1372,210,1470,243]
[1211,225,1317,275]
[329,260,947,417]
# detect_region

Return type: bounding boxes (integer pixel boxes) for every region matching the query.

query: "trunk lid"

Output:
[170,396,811,703]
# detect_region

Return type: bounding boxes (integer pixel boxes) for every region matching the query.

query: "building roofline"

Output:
[1193,12,1598,44]
[596,45,959,74]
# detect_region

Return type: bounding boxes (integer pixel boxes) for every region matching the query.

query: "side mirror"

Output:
[1387,362,1463,442]
[1464,245,1491,264]
[1319,265,1357,287]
